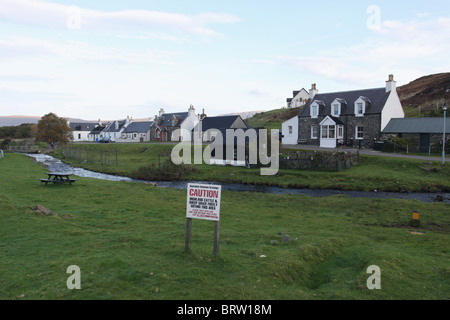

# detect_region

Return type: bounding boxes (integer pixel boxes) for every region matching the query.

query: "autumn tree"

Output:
[36,113,73,150]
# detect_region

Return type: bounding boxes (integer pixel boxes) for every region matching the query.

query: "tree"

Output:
[36,113,73,150]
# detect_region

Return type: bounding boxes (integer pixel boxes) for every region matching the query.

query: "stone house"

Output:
[296,75,405,148]
[151,105,199,142]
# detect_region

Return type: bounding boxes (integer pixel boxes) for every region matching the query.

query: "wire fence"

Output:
[61,147,118,166]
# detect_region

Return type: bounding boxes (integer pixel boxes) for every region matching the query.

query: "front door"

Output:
[419,133,431,153]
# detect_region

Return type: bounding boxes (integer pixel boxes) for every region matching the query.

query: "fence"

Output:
[376,140,446,155]
[280,150,360,172]
[61,147,118,166]
[9,145,40,153]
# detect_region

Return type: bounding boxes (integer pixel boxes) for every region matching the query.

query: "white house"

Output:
[118,121,154,142]
[69,122,101,142]
[287,88,309,109]
[281,116,299,145]
[102,117,131,142]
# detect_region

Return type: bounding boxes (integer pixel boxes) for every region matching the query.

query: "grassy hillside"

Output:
[398,73,450,117]
[246,107,302,130]
[1,153,449,300]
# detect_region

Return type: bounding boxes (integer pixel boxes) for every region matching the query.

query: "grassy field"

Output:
[0,153,449,300]
[54,143,450,193]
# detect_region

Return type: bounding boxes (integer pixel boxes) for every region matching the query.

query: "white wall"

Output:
[179,113,199,141]
[72,131,90,142]
[290,89,309,108]
[282,116,299,145]
[381,90,405,131]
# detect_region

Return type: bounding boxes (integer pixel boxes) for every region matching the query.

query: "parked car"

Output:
[99,137,111,143]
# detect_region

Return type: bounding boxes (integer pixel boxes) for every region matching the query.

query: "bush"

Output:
[130,158,198,181]
[1,139,11,150]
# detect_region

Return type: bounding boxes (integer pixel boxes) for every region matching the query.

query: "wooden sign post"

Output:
[185,183,222,257]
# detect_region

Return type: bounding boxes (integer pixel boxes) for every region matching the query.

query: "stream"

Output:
[27,153,450,204]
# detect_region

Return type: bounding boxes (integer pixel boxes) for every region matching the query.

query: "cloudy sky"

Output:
[0,0,449,120]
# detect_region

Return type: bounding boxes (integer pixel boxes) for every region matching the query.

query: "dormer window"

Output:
[332,104,340,117]
[354,96,370,117]
[331,98,345,117]
[356,103,364,116]
[310,102,319,118]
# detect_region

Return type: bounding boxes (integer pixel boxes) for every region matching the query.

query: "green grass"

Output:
[54,143,450,193]
[0,153,449,300]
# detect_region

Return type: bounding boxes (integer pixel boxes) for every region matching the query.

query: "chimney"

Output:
[309,83,318,100]
[386,74,396,93]
[159,108,165,117]
[188,104,196,116]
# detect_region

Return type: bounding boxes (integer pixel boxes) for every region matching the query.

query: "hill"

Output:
[397,72,450,117]
[246,107,302,130]
[0,115,41,127]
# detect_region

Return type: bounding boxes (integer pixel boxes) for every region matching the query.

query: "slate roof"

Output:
[382,117,450,134]
[200,115,249,131]
[300,87,390,117]
[157,112,188,127]
[69,122,99,132]
[89,126,105,135]
[103,120,127,133]
[122,121,153,133]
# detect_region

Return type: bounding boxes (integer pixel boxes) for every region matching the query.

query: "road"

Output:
[282,144,450,163]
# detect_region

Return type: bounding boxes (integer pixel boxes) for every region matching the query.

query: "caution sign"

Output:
[186,183,221,221]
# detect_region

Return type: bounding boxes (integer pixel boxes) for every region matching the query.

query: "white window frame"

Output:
[321,125,336,139]
[354,97,369,117]
[310,102,319,118]
[332,103,340,117]
[337,125,344,139]
[355,126,364,140]
[311,126,318,139]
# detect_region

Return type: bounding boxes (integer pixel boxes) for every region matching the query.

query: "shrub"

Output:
[130,158,198,181]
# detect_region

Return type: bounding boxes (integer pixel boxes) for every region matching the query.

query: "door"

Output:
[419,133,430,153]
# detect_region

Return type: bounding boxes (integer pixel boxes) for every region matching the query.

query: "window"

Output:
[357,103,364,115]
[321,125,336,139]
[337,125,344,139]
[311,105,318,118]
[356,126,364,139]
[288,126,293,135]
[332,104,340,117]
[311,126,318,139]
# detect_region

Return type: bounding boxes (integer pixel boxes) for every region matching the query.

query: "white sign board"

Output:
[186,183,221,221]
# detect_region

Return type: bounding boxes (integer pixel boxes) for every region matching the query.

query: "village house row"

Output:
[69,105,251,143]
[282,74,449,152]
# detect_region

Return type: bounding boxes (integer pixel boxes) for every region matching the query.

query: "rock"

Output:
[281,235,291,242]
[34,205,56,216]
[270,240,277,245]
[62,214,75,219]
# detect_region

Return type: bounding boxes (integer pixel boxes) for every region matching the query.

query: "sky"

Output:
[0,0,449,121]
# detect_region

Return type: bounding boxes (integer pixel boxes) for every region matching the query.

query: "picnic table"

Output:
[40,172,77,185]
